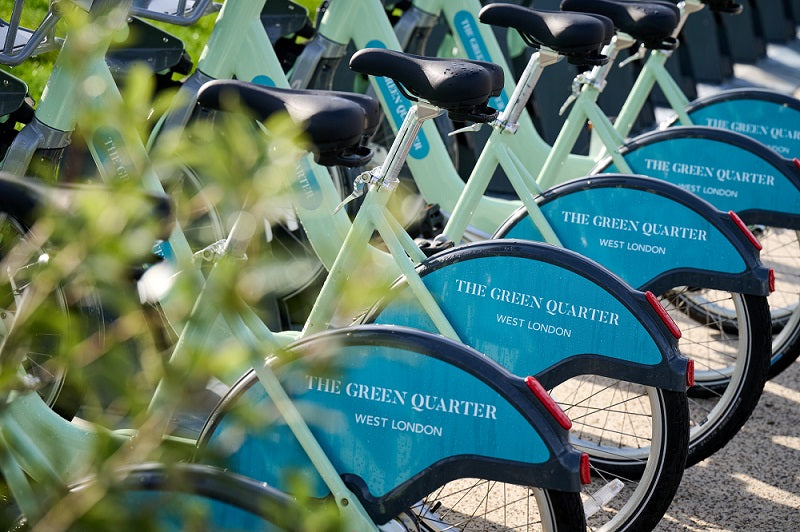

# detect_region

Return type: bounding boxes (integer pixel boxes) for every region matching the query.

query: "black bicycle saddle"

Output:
[349,48,503,123]
[196,80,374,167]
[561,0,680,50]
[0,172,174,249]
[479,3,613,67]
[299,88,381,143]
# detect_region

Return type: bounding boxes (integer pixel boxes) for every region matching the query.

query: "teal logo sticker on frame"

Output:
[249,76,323,210]
[91,127,133,181]
[453,10,509,111]
[152,240,175,263]
[251,75,276,87]
[365,40,430,159]
[291,157,324,210]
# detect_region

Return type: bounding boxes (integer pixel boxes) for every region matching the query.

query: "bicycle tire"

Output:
[664,227,799,382]
[594,125,800,381]
[402,484,585,532]
[679,94,800,373]
[51,463,312,531]
[203,374,586,532]
[555,384,687,532]
[661,291,771,466]
[0,211,82,417]
[760,227,800,379]
[491,173,771,472]
[162,163,228,255]
[367,241,689,532]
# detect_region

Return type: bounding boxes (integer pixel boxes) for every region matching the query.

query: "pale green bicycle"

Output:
[369,0,799,387]
[564,0,800,381]
[276,0,772,482]
[0,1,691,530]
[0,5,592,528]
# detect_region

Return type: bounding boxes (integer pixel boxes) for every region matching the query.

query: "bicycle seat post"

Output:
[495,47,561,135]
[377,102,443,191]
[335,99,443,217]
[304,100,445,336]
[582,32,636,95]
[676,0,707,38]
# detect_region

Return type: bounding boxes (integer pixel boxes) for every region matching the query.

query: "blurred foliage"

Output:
[0,3,346,530]
[2,0,324,99]
[5,1,209,99]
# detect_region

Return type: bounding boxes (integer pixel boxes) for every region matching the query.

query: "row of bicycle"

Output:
[0,0,797,530]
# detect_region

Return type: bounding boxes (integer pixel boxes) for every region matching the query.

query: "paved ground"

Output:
[657,360,800,530]
[653,35,800,532]
[697,42,800,96]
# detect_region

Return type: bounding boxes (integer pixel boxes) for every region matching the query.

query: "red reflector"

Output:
[729,211,762,250]
[525,376,572,430]
[686,359,695,387]
[580,453,591,485]
[645,291,681,339]
[793,157,800,171]
[769,269,775,293]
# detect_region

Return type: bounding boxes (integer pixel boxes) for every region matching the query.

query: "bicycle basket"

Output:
[0,0,62,66]
[131,0,220,26]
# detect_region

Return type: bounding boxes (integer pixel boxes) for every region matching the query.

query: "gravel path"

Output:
[647,29,800,531]
[656,359,800,530]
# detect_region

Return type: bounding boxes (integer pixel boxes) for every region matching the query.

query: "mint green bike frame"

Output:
[612,0,714,137]
[0,4,473,526]
[295,0,636,243]
[290,0,523,236]
[157,0,458,336]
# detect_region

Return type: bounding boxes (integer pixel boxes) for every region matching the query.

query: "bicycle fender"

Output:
[595,126,800,229]
[495,174,771,295]
[676,88,800,160]
[68,464,306,528]
[366,240,689,392]
[199,326,583,523]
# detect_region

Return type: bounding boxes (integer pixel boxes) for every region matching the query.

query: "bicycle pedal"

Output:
[414,235,454,258]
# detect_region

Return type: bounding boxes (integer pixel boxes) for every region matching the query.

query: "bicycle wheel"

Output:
[551,382,687,532]
[0,211,75,414]
[368,241,690,532]
[36,463,312,531]
[400,483,585,531]
[161,163,227,255]
[666,227,800,381]
[65,466,586,531]
[759,226,800,379]
[199,326,588,532]
[661,291,770,466]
